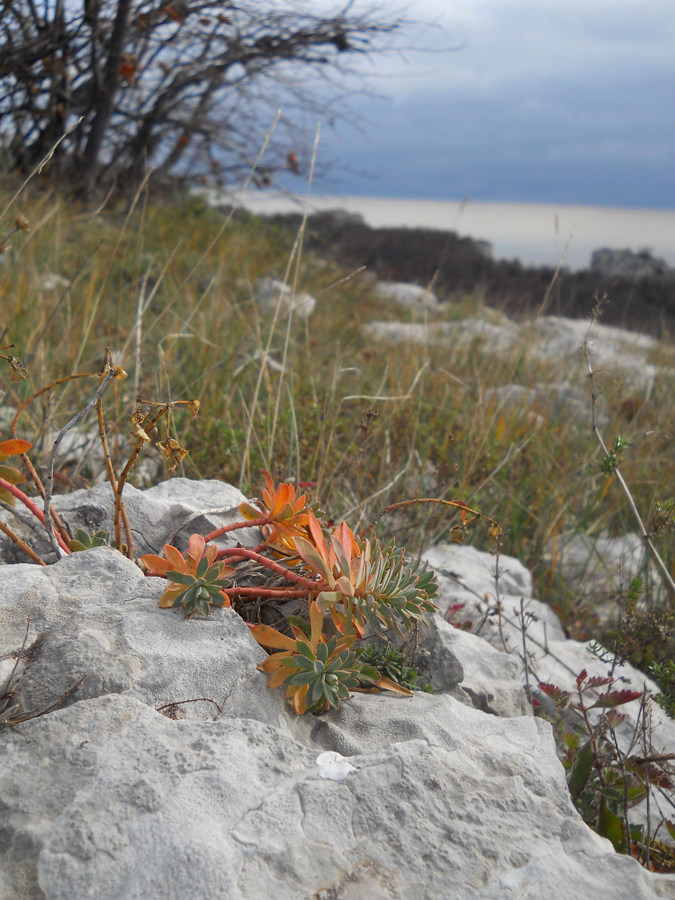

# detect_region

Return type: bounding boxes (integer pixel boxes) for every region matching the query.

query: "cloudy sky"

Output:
[307,0,675,209]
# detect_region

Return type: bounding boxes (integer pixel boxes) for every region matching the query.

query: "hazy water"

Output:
[197,190,675,273]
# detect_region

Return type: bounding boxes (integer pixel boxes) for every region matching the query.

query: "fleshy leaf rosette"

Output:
[141,533,234,618]
[294,509,438,638]
[238,470,310,553]
[250,601,413,714]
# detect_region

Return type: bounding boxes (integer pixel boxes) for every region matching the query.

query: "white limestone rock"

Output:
[424,540,675,833]
[420,615,532,718]
[482,380,606,428]
[0,548,287,726]
[253,276,316,318]
[362,317,517,350]
[0,481,672,898]
[372,281,440,311]
[544,531,656,599]
[39,272,71,292]
[361,320,449,345]
[1,692,672,899]
[0,477,259,565]
[362,312,675,391]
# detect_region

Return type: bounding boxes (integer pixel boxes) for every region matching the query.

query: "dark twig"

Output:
[156,697,223,716]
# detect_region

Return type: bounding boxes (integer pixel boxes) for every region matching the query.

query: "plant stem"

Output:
[366,497,500,535]
[0,477,70,554]
[203,515,271,543]
[0,519,46,565]
[96,398,133,556]
[44,367,118,557]
[224,587,308,599]
[583,343,675,595]
[215,545,326,591]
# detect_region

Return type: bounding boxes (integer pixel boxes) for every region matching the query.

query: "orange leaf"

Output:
[306,508,326,551]
[140,553,173,576]
[238,501,262,521]
[258,654,288,674]
[375,675,413,696]
[308,599,324,648]
[158,585,183,608]
[163,543,186,571]
[295,536,332,583]
[187,532,206,562]
[0,438,32,457]
[249,624,296,651]
[277,482,291,508]
[268,665,293,688]
[290,683,309,715]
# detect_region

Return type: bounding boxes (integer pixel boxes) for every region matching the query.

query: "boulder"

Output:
[362,313,675,392]
[0,477,260,565]
[372,281,440,311]
[253,277,317,318]
[5,692,671,899]
[543,531,662,621]
[482,381,608,428]
[424,541,675,828]
[361,316,517,351]
[0,480,672,898]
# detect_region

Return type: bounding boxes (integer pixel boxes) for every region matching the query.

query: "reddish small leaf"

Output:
[590,689,642,709]
[585,675,614,689]
[538,681,570,703]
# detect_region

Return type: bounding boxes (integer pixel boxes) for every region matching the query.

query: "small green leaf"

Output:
[165,570,197,586]
[598,797,626,852]
[568,740,594,798]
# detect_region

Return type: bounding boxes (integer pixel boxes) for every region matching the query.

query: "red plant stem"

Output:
[575,684,607,790]
[214,545,267,565]
[224,587,308,599]
[17,455,71,544]
[213,545,326,591]
[0,477,70,554]
[203,516,272,543]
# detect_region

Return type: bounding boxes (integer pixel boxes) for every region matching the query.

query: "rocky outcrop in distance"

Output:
[264,210,675,339]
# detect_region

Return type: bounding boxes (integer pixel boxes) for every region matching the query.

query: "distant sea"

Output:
[196,190,675,273]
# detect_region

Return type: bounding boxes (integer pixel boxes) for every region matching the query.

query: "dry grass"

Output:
[0,178,673,671]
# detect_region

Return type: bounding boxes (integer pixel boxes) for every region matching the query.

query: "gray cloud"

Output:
[302,1,675,207]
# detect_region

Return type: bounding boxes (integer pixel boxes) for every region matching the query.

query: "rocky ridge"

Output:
[261,209,675,339]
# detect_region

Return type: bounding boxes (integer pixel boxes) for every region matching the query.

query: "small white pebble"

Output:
[316,751,356,781]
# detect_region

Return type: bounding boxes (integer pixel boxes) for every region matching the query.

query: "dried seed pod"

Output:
[487,523,503,542]
[7,356,28,382]
[129,423,151,449]
[449,524,467,544]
